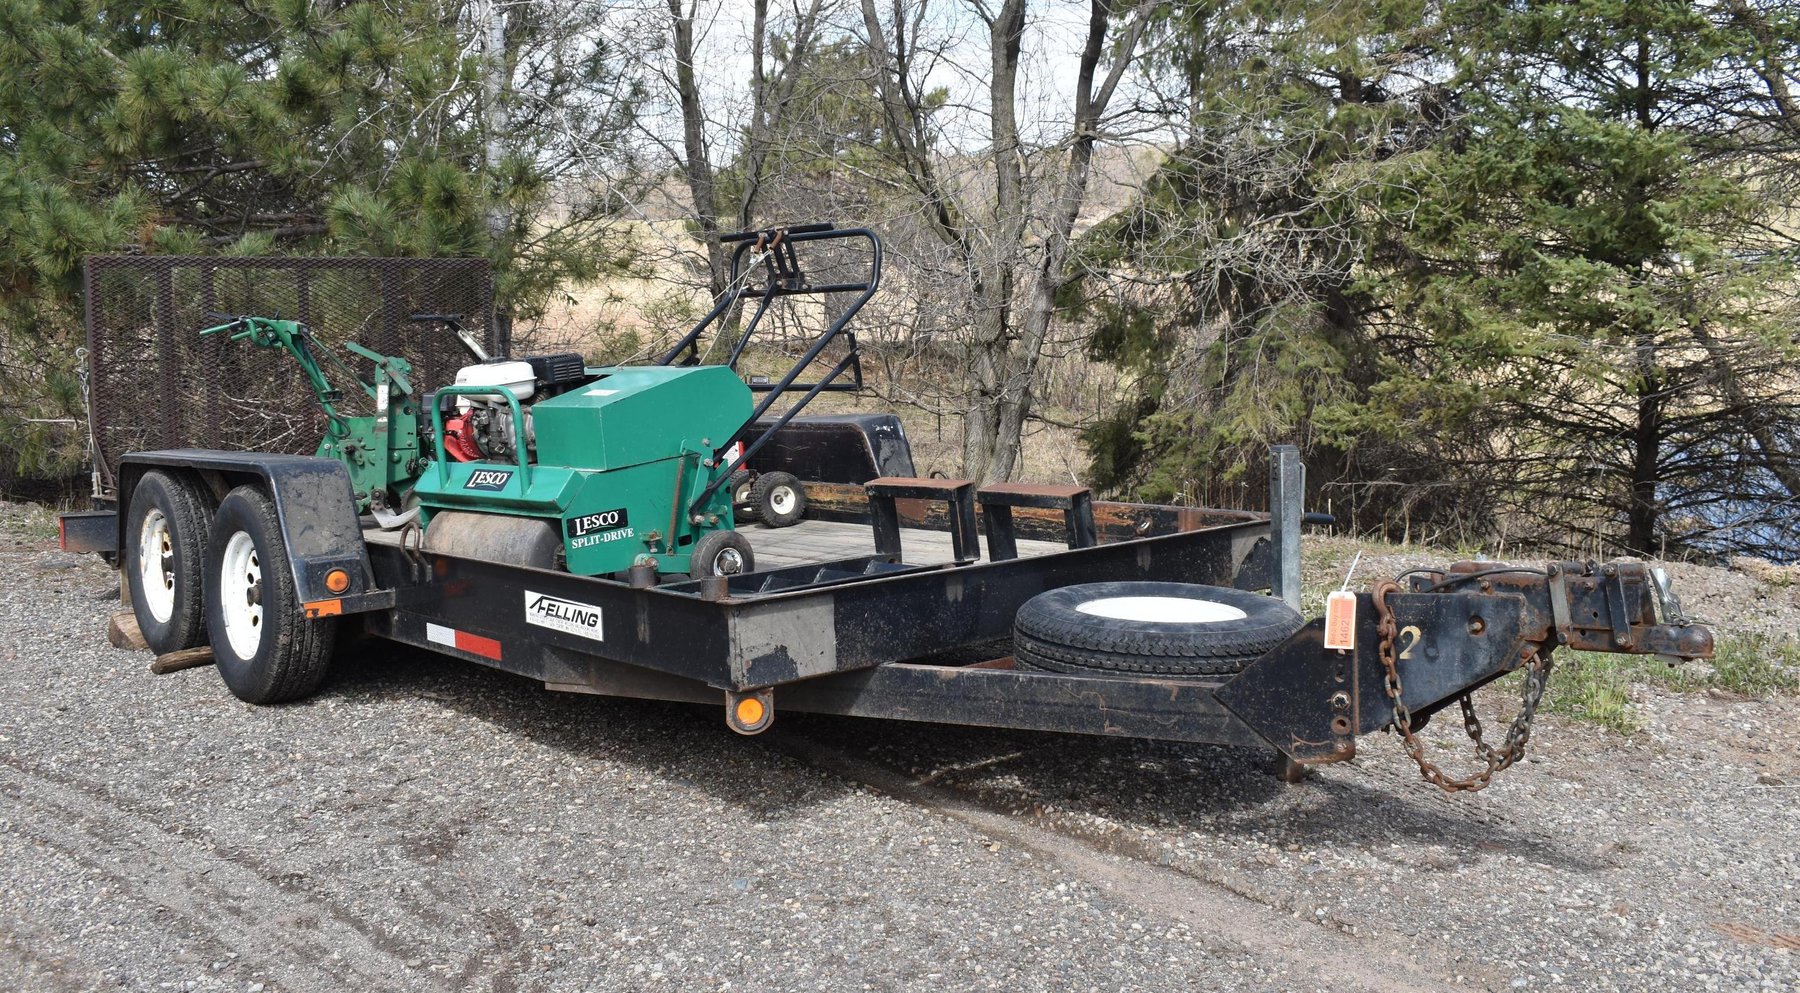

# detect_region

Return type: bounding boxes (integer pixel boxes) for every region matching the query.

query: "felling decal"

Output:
[524,591,604,641]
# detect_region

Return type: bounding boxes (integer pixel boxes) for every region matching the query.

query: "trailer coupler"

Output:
[1216,560,1713,790]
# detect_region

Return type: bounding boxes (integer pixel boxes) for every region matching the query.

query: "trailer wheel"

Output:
[731,469,760,523]
[1013,582,1302,677]
[751,471,805,528]
[690,530,755,580]
[124,470,212,654]
[204,485,337,704]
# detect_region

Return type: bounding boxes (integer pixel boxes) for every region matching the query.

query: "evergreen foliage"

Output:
[1078,0,1800,557]
[1370,0,1800,556]
[0,0,641,487]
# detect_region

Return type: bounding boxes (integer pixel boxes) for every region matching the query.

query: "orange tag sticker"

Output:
[1324,590,1357,651]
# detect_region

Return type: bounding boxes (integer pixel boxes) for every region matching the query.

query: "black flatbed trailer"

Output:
[62,445,1714,785]
[62,246,1715,791]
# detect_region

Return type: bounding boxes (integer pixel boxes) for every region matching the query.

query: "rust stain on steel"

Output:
[865,475,973,493]
[804,482,1262,544]
[977,482,1089,499]
[966,657,1016,670]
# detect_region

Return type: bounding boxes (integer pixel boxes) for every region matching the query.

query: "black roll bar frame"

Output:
[657,223,883,518]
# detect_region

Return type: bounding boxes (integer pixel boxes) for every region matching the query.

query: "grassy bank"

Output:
[1532,635,1800,734]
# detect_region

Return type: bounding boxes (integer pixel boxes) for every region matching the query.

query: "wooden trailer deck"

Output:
[743,518,1066,569]
[362,518,1068,570]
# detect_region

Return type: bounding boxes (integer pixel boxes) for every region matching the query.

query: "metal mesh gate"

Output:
[83,255,494,498]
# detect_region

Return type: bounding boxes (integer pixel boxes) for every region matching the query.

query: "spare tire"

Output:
[1013,582,1303,677]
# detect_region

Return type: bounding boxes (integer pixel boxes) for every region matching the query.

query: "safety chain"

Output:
[74,346,113,495]
[1372,580,1556,793]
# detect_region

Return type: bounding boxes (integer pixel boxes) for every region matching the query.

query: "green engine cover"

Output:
[414,365,752,576]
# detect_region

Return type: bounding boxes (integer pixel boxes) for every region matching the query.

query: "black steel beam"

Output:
[361,517,1272,692]
[548,659,1267,747]
[58,511,118,555]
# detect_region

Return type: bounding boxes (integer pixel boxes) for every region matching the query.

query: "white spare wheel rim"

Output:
[137,508,175,623]
[219,530,265,659]
[1074,595,1248,625]
[769,484,797,515]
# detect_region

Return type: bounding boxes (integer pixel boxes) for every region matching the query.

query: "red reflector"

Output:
[458,630,503,660]
[425,622,502,661]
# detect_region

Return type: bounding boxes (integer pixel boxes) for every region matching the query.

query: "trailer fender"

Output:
[119,451,373,607]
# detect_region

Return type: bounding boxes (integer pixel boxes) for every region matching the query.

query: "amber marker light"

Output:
[324,568,351,594]
[734,696,766,728]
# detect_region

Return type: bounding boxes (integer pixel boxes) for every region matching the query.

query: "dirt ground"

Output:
[2,502,1796,992]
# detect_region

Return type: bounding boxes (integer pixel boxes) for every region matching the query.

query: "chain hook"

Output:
[1373,580,1555,793]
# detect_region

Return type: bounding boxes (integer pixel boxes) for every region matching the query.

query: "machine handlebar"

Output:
[720,222,834,243]
[200,315,251,340]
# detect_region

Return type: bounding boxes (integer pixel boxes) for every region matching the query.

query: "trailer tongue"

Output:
[1218,559,1711,788]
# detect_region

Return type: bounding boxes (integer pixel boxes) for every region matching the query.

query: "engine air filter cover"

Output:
[526,352,586,386]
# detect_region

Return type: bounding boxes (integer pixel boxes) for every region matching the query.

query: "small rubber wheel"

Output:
[689,529,755,580]
[731,469,760,523]
[124,470,212,654]
[751,471,805,528]
[204,485,337,704]
[1013,582,1303,677]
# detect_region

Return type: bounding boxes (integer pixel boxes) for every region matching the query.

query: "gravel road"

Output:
[1,501,1795,992]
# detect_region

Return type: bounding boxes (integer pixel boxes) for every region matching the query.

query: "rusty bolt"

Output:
[1330,691,1350,711]
[1468,615,1486,635]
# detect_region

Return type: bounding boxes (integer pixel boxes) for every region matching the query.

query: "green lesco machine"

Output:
[415,361,752,578]
[203,313,753,579]
[200,314,425,518]
[201,222,879,581]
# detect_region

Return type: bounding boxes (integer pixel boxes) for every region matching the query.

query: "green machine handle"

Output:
[431,385,533,489]
[202,315,351,439]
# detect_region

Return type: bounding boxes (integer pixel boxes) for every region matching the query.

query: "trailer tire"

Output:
[124,470,212,654]
[1013,582,1302,677]
[204,485,337,704]
[751,471,805,528]
[731,470,760,522]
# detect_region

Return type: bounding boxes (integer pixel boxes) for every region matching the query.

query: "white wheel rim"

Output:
[713,547,746,575]
[137,509,175,624]
[1075,596,1247,624]
[769,486,796,515]
[219,531,265,659]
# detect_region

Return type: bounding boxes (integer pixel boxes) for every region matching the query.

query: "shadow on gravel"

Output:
[779,712,1600,870]
[318,636,1593,870]
[318,638,858,822]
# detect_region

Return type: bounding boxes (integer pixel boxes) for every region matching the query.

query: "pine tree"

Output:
[1073,0,1447,514]
[0,0,642,483]
[1372,0,1800,555]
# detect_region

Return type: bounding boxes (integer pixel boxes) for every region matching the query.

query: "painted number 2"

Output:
[1396,625,1422,660]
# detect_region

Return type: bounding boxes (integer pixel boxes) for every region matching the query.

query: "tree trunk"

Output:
[966,0,1153,484]
[860,0,1149,485]
[480,0,513,352]
[668,0,728,299]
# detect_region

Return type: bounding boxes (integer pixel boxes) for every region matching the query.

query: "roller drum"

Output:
[423,512,563,570]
